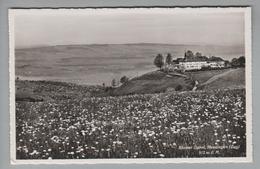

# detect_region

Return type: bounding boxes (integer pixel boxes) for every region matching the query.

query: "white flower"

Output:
[159,154,165,158]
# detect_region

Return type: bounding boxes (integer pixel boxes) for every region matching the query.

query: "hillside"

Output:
[199,68,245,90]
[113,68,245,95]
[186,69,231,84]
[112,70,194,95]
[15,80,104,102]
[15,68,245,101]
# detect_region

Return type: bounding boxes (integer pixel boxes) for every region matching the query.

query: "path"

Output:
[167,72,188,78]
[192,80,199,91]
[201,69,237,86]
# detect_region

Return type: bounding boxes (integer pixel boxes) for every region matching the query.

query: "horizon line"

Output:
[15,42,244,50]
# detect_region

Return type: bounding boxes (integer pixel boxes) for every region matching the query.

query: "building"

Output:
[169,51,226,71]
[208,61,225,68]
[178,61,208,71]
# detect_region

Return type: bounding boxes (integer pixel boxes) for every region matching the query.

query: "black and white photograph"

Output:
[9,7,252,164]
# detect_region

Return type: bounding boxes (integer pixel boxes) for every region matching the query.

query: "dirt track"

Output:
[201,69,238,86]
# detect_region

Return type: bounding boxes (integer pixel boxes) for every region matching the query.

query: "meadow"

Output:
[16,87,246,159]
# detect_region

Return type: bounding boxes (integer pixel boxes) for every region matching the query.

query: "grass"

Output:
[186,69,231,84]
[16,68,245,101]
[16,88,246,159]
[113,70,194,95]
[15,68,247,159]
[202,68,245,90]
[15,80,104,101]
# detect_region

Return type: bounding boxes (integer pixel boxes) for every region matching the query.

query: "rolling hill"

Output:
[199,68,245,90]
[112,68,245,95]
[112,70,194,95]
[15,68,245,101]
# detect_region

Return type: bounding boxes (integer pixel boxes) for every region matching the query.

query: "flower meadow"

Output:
[16,88,246,159]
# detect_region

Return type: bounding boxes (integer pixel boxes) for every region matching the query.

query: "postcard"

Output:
[9,7,252,164]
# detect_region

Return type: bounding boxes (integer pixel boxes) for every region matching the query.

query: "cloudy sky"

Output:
[13,8,245,48]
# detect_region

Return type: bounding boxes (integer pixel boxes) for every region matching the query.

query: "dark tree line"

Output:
[231,56,245,67]
[153,51,246,70]
[153,53,173,70]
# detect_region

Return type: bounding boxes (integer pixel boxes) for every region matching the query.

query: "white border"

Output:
[9,8,16,165]
[9,7,252,164]
[244,7,253,163]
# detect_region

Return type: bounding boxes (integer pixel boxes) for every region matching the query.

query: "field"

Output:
[113,70,194,95]
[201,68,245,90]
[16,84,246,159]
[186,69,231,84]
[112,68,245,95]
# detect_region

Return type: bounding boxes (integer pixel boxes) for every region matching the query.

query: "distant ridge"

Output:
[16,43,244,60]
[16,43,244,50]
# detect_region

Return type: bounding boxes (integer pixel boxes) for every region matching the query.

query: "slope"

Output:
[112,70,194,95]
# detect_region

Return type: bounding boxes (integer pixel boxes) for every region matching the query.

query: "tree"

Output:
[195,52,202,58]
[238,56,245,67]
[184,50,194,59]
[154,54,164,70]
[209,56,224,61]
[231,58,239,67]
[166,53,172,65]
[111,78,116,87]
[224,60,231,68]
[231,56,245,67]
[120,76,129,84]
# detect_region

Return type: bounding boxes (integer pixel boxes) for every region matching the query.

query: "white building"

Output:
[178,61,208,70]
[208,61,225,68]
[170,53,226,71]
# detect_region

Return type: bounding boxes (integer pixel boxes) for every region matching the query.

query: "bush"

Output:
[120,76,129,84]
[175,85,183,91]
[166,87,175,93]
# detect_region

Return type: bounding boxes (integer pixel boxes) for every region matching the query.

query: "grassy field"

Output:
[112,68,245,95]
[16,79,246,159]
[16,80,105,102]
[113,70,194,95]
[15,67,246,159]
[201,68,245,90]
[186,69,231,84]
[16,68,245,100]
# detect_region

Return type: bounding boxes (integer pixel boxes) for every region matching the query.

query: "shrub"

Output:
[120,76,129,84]
[175,85,183,91]
[154,54,164,70]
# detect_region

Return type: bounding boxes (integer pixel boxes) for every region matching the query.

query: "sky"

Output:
[13,8,246,49]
